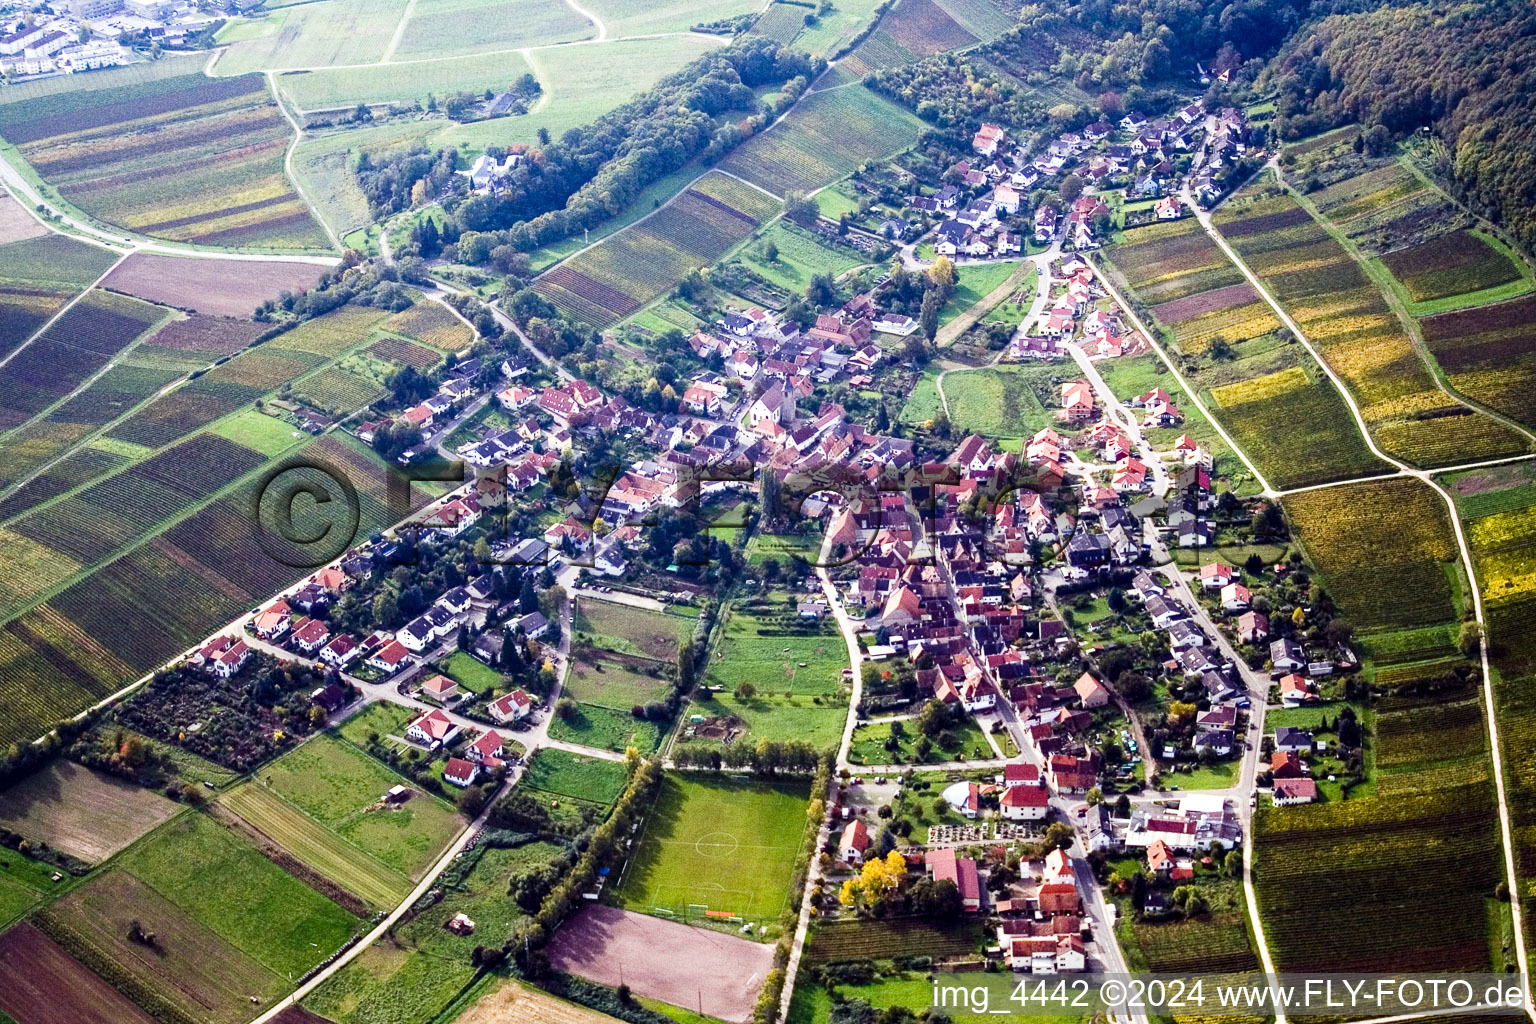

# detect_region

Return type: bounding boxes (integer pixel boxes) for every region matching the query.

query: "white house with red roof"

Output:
[1221,581,1251,611]
[972,122,1006,155]
[406,708,458,746]
[420,498,479,538]
[289,616,331,655]
[465,730,506,767]
[1060,381,1095,421]
[367,639,412,674]
[1008,934,1086,974]
[193,636,251,678]
[1198,562,1233,589]
[253,600,292,640]
[488,688,534,723]
[442,757,479,787]
[1072,672,1110,708]
[1000,784,1049,821]
[320,633,360,668]
[839,818,871,865]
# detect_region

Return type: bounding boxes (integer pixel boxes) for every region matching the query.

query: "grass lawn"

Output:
[307,838,572,1024]
[563,650,671,710]
[736,222,863,293]
[222,782,412,910]
[336,701,416,748]
[0,873,41,929]
[210,407,305,455]
[260,736,464,878]
[547,701,663,754]
[441,650,502,694]
[899,366,943,425]
[847,717,991,766]
[981,274,1037,326]
[520,748,628,805]
[618,773,808,927]
[115,812,361,978]
[833,973,1090,1024]
[939,260,1021,327]
[941,363,1059,443]
[814,184,860,219]
[744,529,822,568]
[1161,760,1239,790]
[705,596,848,696]
[573,597,695,660]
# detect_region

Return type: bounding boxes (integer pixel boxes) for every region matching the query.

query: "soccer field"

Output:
[617,774,809,927]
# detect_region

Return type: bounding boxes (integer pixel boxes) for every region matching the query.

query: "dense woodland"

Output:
[1269,0,1536,254]
[359,38,820,252]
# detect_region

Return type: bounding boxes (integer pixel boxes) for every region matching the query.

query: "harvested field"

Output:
[547,905,774,1024]
[0,923,159,1024]
[45,870,286,1024]
[101,254,326,316]
[0,760,179,862]
[453,978,624,1024]
[0,195,46,244]
[140,314,267,356]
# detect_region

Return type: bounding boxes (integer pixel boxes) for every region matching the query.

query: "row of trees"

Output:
[359,39,819,253]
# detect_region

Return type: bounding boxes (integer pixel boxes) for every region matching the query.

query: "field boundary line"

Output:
[380,0,417,64]
[1194,178,1536,1017]
[268,71,343,252]
[1274,166,1536,452]
[0,301,177,466]
[0,248,130,374]
[225,779,413,902]
[243,772,516,1024]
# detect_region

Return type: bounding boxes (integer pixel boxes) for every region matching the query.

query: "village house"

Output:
[421,674,460,703]
[839,818,871,865]
[1273,777,1318,805]
[926,847,982,913]
[443,757,480,787]
[488,688,534,723]
[406,708,458,747]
